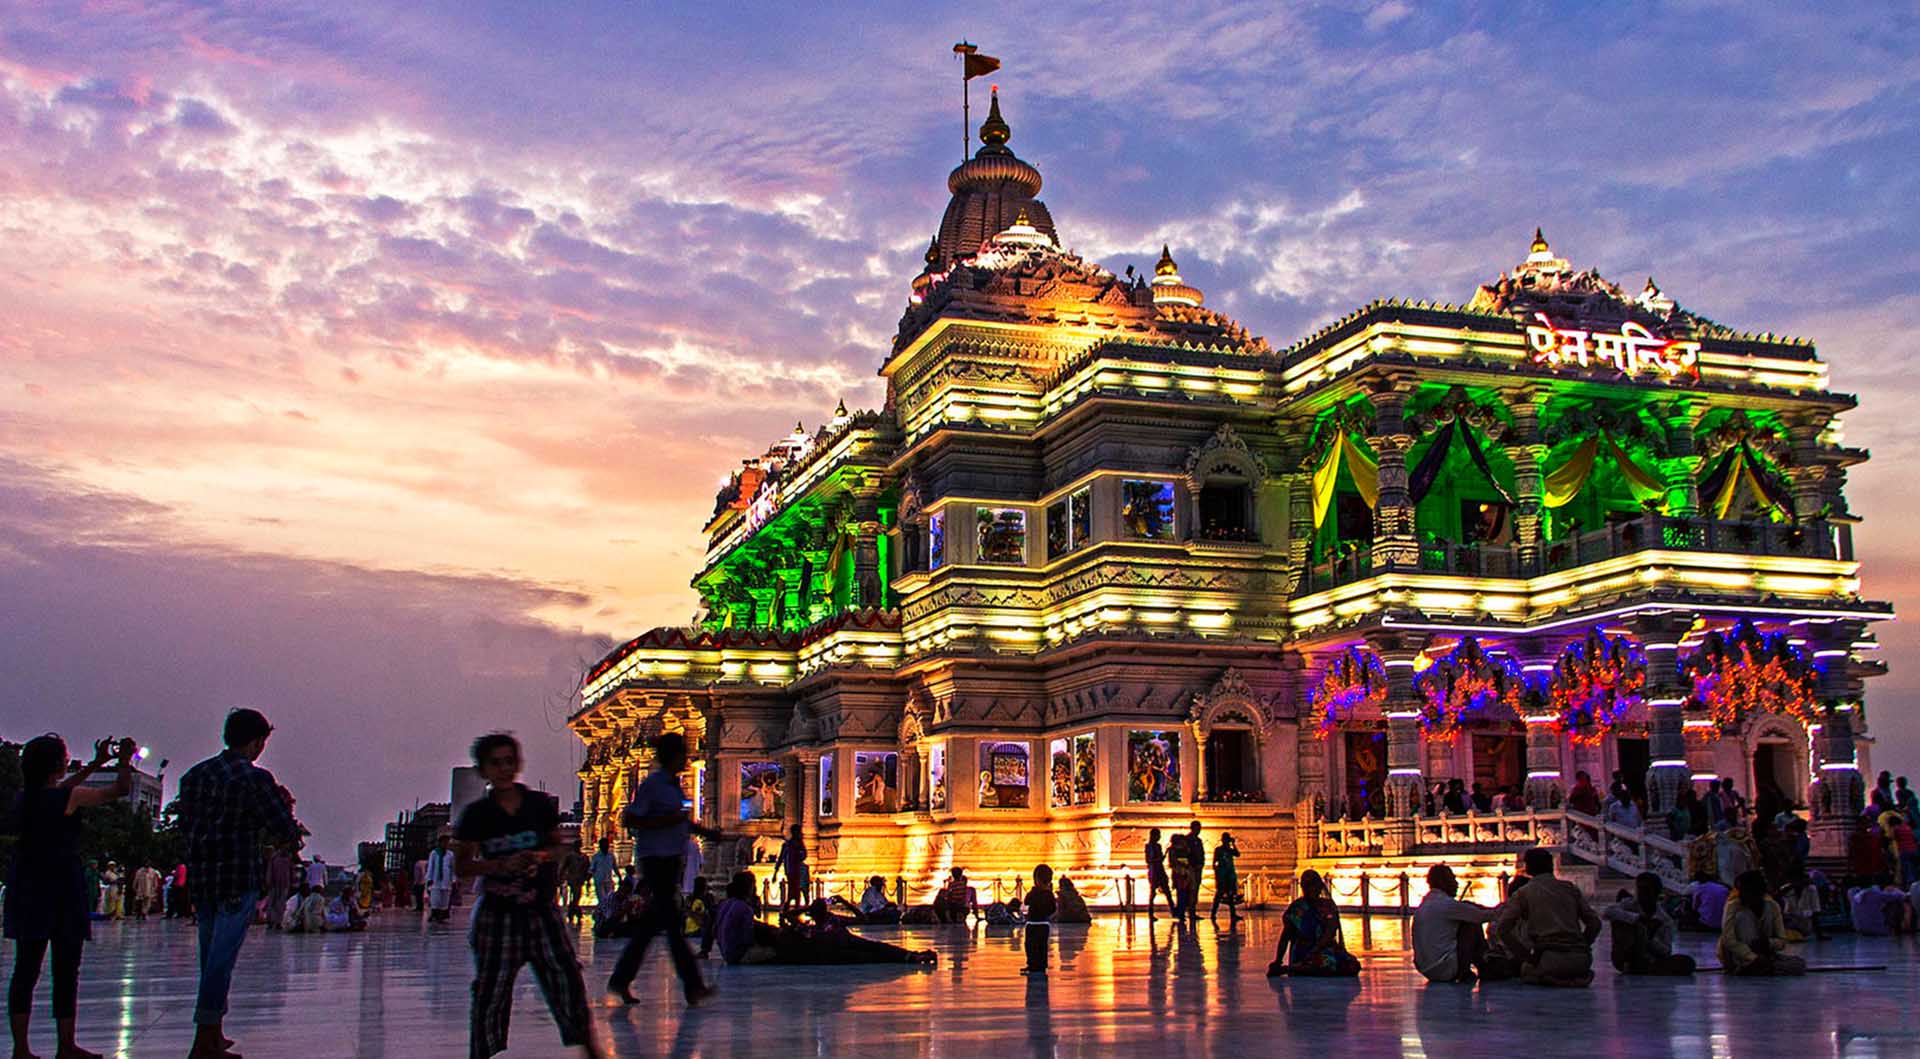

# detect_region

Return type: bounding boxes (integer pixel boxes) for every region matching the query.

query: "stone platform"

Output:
[13,910,1920,1056]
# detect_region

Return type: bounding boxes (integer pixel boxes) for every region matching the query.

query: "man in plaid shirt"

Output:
[178,708,300,1059]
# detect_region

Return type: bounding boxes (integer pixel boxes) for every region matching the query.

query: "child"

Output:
[1023,865,1057,976]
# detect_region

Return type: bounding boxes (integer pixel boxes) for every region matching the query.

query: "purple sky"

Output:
[2,2,1917,859]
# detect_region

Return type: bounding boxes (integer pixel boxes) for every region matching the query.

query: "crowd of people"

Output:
[9,711,1920,1058]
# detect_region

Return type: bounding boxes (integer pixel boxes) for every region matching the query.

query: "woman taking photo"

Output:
[7,734,136,1059]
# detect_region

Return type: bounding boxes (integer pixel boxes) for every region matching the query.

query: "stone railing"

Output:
[1559,809,1690,892]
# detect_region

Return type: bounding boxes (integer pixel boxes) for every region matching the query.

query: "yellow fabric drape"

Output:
[1605,435,1666,505]
[1310,433,1380,528]
[1543,436,1598,509]
[1710,447,1790,521]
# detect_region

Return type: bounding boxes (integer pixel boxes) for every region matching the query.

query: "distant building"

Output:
[76,765,163,818]
[450,766,485,822]
[383,802,451,876]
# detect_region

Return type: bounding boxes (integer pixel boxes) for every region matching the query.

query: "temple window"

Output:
[1045,486,1093,559]
[978,741,1030,808]
[1121,479,1177,540]
[976,507,1027,563]
[1198,479,1255,541]
[739,761,785,821]
[854,751,899,813]
[1126,729,1182,802]
[1204,729,1259,799]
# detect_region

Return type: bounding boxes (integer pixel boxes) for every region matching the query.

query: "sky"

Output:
[2,1,1918,860]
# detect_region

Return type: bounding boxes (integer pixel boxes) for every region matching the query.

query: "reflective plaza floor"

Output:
[15,910,1920,1057]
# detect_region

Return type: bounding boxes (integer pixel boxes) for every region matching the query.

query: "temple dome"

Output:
[935,89,1056,270]
[1149,245,1203,307]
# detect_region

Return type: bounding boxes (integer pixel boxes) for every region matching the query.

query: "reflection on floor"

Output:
[17,910,1920,1057]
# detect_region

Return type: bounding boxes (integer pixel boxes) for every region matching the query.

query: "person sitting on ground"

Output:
[1715,822,1758,887]
[711,872,772,964]
[286,882,328,933]
[1721,869,1805,976]
[932,867,973,923]
[1494,848,1601,987]
[983,897,1024,926]
[683,876,713,938]
[1412,864,1505,984]
[1054,877,1092,924]
[853,875,899,924]
[1778,871,1825,941]
[1849,873,1913,936]
[1603,872,1695,975]
[280,884,306,932]
[324,884,365,932]
[1687,871,1732,931]
[1268,869,1361,977]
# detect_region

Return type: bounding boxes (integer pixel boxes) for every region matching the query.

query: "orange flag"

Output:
[964,52,1000,79]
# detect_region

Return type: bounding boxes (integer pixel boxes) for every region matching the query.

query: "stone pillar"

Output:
[1632,611,1695,833]
[1523,717,1563,809]
[1504,387,1547,571]
[1784,411,1841,522]
[1367,381,1419,570]
[1658,400,1706,518]
[1286,470,1314,592]
[1367,631,1426,819]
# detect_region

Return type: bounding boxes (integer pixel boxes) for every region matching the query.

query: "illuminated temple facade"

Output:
[571,93,1890,905]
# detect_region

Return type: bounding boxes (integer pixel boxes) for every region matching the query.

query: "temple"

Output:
[570,90,1891,906]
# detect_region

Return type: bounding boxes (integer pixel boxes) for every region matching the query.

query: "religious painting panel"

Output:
[854,751,898,814]
[1343,731,1386,818]
[928,512,945,570]
[1121,479,1176,540]
[1127,729,1181,803]
[1073,732,1096,806]
[1049,737,1073,808]
[978,741,1030,809]
[818,753,835,818]
[930,742,948,811]
[739,760,785,822]
[976,507,1027,564]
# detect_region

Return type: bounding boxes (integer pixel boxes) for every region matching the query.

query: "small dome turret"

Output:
[1149,245,1203,307]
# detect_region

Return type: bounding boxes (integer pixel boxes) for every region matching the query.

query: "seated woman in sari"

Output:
[1268,869,1360,977]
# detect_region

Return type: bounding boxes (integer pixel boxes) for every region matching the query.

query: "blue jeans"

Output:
[195,889,256,1025]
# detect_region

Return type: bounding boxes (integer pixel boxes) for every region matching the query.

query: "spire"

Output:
[1014,207,1030,227]
[1155,244,1178,277]
[1149,245,1202,307]
[1531,227,1550,254]
[923,237,941,267]
[834,397,848,417]
[1644,275,1659,294]
[978,87,1010,149]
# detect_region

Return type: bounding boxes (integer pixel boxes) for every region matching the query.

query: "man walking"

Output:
[178,708,301,1059]
[588,837,618,923]
[454,732,601,1059]
[608,732,727,1007]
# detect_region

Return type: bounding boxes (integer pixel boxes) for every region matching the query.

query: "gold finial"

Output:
[1013,207,1031,227]
[1644,275,1659,293]
[1155,244,1179,276]
[794,420,805,433]
[924,236,940,266]
[834,397,848,417]
[1530,227,1549,254]
[979,87,1010,148]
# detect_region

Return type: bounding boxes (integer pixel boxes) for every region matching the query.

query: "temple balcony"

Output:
[1289,513,1875,635]
[1300,513,1844,594]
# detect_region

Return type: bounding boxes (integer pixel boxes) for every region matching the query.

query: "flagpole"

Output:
[955,41,974,162]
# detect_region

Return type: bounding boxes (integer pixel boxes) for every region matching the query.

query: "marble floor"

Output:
[11,910,1920,1057]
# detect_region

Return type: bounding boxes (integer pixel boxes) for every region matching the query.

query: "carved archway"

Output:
[1188,668,1275,802]
[1185,424,1268,543]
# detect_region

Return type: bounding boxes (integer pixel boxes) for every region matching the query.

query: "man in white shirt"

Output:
[1412,864,1504,983]
[680,835,705,894]
[589,838,618,921]
[424,833,458,923]
[304,856,327,890]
